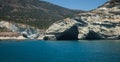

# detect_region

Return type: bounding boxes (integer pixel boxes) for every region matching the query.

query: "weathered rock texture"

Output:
[0,21,40,39]
[44,0,120,40]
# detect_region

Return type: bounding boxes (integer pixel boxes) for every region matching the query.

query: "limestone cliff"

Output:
[0,21,40,39]
[44,0,120,40]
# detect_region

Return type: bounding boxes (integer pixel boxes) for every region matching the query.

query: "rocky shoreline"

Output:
[0,36,26,40]
[0,0,120,40]
[43,0,120,40]
[0,21,43,39]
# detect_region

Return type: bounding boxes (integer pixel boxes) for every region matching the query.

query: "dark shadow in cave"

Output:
[85,30,103,40]
[22,34,28,38]
[56,26,79,40]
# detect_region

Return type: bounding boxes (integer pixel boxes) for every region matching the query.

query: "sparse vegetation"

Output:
[0,27,11,32]
[0,0,83,29]
[0,19,1,21]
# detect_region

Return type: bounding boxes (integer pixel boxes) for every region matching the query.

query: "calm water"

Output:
[0,40,120,62]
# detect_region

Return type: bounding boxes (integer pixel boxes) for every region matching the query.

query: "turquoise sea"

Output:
[0,40,120,62]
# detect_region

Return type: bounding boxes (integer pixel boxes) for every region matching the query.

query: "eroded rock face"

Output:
[0,21,40,39]
[44,1,120,40]
[44,18,81,40]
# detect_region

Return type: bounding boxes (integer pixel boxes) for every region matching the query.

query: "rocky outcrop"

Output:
[0,21,40,39]
[44,0,120,40]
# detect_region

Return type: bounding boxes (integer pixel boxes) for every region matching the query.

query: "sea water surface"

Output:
[0,40,120,62]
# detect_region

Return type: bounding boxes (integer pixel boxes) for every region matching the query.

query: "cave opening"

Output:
[57,26,79,40]
[85,30,103,40]
[22,34,28,38]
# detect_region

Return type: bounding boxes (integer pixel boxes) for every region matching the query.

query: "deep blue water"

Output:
[0,40,120,62]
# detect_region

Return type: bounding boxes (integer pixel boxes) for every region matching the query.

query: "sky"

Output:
[43,0,108,10]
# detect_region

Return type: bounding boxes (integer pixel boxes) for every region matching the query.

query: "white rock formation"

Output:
[44,1,120,40]
[0,21,40,39]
